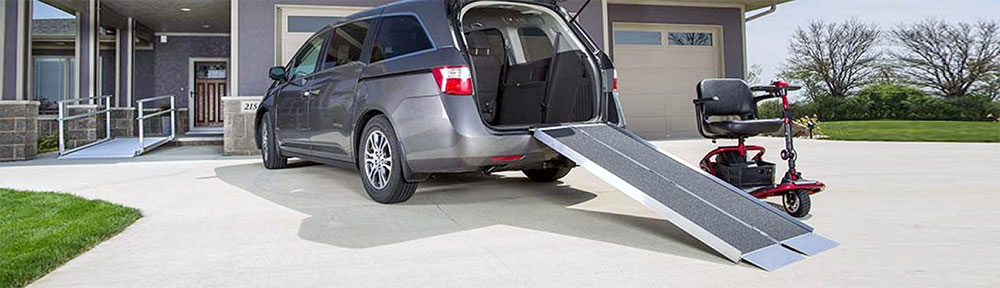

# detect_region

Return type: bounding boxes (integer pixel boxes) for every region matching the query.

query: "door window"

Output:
[288,31,329,78]
[324,19,372,69]
[668,32,713,46]
[614,30,662,46]
[370,15,433,63]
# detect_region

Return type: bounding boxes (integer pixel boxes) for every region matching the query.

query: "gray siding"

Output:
[2,1,23,101]
[607,4,745,79]
[237,0,606,96]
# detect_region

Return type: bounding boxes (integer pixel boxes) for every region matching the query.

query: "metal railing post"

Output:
[170,96,176,140]
[105,96,112,141]
[58,101,65,155]
[138,100,145,154]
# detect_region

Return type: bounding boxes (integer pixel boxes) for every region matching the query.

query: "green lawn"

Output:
[0,189,141,288]
[819,120,1000,143]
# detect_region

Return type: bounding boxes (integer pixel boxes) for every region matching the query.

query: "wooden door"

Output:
[194,62,227,127]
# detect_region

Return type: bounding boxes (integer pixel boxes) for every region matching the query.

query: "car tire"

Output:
[522,167,572,182]
[783,190,811,218]
[260,112,288,169]
[359,115,417,204]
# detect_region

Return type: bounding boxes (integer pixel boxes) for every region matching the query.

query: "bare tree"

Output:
[892,19,1000,98]
[786,20,882,98]
[745,64,764,85]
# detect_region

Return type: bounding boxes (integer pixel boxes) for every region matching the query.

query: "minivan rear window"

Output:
[370,15,433,62]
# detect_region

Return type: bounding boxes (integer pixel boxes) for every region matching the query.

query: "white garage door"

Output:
[613,23,723,139]
[276,5,367,66]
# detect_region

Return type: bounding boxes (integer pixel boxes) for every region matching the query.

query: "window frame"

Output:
[368,13,437,65]
[286,29,331,79]
[667,31,714,47]
[321,18,375,71]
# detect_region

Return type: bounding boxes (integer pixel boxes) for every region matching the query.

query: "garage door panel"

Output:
[614,23,723,138]
[278,6,367,66]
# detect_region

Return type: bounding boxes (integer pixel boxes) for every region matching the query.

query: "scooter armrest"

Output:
[693,97,719,105]
[753,94,780,102]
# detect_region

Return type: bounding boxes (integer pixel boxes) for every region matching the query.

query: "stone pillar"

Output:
[0,101,39,161]
[65,105,99,149]
[110,108,135,137]
[222,96,260,156]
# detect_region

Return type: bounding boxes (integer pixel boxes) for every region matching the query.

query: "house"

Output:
[0,0,789,161]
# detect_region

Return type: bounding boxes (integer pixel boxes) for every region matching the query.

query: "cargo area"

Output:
[460,3,601,127]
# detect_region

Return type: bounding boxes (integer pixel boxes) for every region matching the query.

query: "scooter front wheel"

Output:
[783,190,811,218]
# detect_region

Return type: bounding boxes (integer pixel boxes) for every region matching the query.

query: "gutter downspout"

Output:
[745,5,776,22]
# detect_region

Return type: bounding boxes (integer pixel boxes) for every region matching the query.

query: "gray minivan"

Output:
[255,0,624,203]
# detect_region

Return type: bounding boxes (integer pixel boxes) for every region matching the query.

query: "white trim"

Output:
[188,57,229,130]
[601,0,609,50]
[231,0,239,98]
[126,17,133,107]
[88,0,96,99]
[607,0,744,8]
[154,32,231,37]
[1,0,5,98]
[114,28,121,107]
[16,1,27,100]
[74,9,81,101]
[221,95,263,101]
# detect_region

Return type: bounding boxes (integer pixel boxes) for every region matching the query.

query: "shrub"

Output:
[756,83,1000,121]
[37,134,58,154]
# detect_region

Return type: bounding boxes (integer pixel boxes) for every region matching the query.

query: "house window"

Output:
[668,32,713,46]
[614,30,662,45]
[33,56,77,113]
[370,15,432,63]
[287,16,342,33]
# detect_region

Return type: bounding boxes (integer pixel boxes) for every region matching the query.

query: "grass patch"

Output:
[819,120,1000,142]
[0,189,141,288]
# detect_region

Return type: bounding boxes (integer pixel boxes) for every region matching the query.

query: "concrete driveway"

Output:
[2,138,997,287]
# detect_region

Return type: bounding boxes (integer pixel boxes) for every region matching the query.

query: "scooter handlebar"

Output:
[750,85,802,92]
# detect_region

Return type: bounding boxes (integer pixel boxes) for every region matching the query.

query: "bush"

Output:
[37,134,58,154]
[756,83,1000,121]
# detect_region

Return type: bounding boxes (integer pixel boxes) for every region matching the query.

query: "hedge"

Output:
[758,84,1000,121]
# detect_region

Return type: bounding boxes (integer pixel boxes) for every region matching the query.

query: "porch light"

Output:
[180,8,191,12]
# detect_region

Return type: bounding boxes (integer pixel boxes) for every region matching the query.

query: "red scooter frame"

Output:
[698,80,825,217]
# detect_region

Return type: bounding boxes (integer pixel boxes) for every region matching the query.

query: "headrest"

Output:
[465,30,491,56]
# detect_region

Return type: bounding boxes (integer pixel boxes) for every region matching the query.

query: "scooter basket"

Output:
[713,160,775,188]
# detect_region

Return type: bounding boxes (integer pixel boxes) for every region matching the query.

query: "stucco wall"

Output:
[151,36,230,106]
[607,4,744,79]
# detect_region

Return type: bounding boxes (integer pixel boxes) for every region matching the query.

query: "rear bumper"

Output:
[390,94,560,173]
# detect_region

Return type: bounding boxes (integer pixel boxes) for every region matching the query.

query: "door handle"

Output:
[302,89,320,97]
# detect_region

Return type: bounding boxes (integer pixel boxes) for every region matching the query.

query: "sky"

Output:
[746,0,1000,84]
[33,0,74,20]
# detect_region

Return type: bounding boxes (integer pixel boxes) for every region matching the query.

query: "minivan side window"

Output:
[370,15,433,63]
[289,31,328,77]
[324,19,372,70]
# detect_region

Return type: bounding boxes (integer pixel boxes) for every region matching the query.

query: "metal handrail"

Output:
[136,95,176,155]
[58,95,113,156]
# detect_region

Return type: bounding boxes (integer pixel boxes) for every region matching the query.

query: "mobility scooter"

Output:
[692,79,825,217]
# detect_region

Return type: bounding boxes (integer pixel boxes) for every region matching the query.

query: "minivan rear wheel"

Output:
[522,167,572,182]
[359,115,417,204]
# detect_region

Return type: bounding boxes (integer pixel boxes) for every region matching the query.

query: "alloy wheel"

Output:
[364,131,392,190]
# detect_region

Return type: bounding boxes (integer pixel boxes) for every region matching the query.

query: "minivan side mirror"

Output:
[269,66,287,81]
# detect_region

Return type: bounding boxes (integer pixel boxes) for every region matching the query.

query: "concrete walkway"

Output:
[1,139,997,287]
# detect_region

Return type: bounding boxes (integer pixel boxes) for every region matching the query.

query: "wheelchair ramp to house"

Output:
[57,95,177,160]
[58,137,169,159]
[533,124,837,271]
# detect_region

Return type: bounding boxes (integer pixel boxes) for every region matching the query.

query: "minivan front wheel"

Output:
[359,115,417,204]
[260,113,288,169]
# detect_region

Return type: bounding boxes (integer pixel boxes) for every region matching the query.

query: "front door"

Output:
[192,61,227,128]
[276,30,329,154]
[309,19,373,161]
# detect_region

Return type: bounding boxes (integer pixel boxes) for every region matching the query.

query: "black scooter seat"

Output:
[704,118,783,137]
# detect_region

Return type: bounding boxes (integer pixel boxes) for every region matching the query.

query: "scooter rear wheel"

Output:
[783,190,811,218]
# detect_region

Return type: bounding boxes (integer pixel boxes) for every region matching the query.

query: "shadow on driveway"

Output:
[214,161,729,265]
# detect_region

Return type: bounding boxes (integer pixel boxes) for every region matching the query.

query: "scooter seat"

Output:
[705,118,783,137]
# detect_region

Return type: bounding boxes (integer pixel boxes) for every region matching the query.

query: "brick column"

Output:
[0,101,39,161]
[222,96,260,156]
[65,105,99,149]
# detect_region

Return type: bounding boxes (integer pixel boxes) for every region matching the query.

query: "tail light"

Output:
[613,70,619,92]
[431,66,473,95]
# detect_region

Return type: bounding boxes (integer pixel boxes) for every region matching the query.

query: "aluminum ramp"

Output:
[58,137,169,159]
[534,124,837,271]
